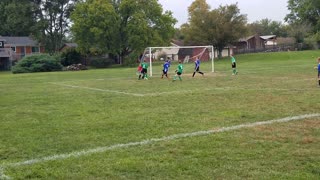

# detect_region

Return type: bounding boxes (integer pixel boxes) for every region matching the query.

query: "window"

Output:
[32,46,39,53]
[11,47,16,52]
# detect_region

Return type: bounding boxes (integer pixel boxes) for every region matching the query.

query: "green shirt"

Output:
[231,56,236,63]
[141,62,148,69]
[177,64,183,73]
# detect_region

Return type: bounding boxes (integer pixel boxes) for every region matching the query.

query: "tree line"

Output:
[0,0,319,63]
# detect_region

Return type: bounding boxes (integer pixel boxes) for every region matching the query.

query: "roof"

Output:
[64,43,78,48]
[59,43,78,51]
[161,48,179,54]
[239,35,276,42]
[260,35,276,40]
[0,36,39,46]
[238,36,254,42]
[171,39,184,46]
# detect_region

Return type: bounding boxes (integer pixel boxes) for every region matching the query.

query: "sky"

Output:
[158,0,290,27]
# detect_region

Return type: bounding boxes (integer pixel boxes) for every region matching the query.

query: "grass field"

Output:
[0,50,320,179]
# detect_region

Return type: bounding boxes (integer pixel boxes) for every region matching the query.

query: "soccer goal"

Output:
[141,45,214,77]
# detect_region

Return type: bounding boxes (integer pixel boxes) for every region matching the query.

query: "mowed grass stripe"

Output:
[2,113,319,169]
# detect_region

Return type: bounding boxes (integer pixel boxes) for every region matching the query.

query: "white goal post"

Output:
[143,45,214,77]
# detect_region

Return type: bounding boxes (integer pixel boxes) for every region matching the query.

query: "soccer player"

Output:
[141,60,149,80]
[173,61,183,81]
[161,58,171,79]
[137,63,143,80]
[316,57,320,86]
[231,54,238,75]
[192,57,204,77]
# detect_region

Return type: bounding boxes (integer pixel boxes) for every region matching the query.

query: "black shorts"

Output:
[318,71,320,78]
[177,72,182,75]
[232,62,236,68]
[141,68,147,74]
[195,67,200,71]
[163,70,168,74]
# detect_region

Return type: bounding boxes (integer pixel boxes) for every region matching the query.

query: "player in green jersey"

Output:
[231,54,238,75]
[173,61,183,81]
[140,60,149,80]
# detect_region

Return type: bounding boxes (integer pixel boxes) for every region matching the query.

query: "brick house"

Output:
[0,36,45,70]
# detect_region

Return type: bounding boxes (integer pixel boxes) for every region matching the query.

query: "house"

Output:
[154,48,180,61]
[0,38,11,70]
[233,34,286,54]
[0,36,45,70]
[178,47,211,62]
[236,35,265,50]
[261,35,277,47]
[59,43,78,52]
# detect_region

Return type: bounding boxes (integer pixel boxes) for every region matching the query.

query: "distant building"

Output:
[261,35,277,47]
[235,35,266,51]
[0,36,45,70]
[59,43,78,52]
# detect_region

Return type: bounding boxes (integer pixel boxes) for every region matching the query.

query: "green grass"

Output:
[1,51,320,179]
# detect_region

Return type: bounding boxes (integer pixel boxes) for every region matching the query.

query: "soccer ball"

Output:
[160,58,164,61]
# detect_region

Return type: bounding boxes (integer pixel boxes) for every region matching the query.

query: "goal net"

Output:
[140,46,214,77]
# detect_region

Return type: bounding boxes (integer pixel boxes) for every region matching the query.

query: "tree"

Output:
[286,0,320,32]
[182,0,247,58]
[33,0,79,53]
[71,0,176,64]
[247,18,289,37]
[285,0,320,46]
[0,0,36,36]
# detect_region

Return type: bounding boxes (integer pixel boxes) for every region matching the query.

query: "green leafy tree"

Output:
[182,0,247,58]
[285,0,320,45]
[286,0,320,32]
[33,0,79,53]
[71,0,176,64]
[0,0,36,36]
[247,18,289,37]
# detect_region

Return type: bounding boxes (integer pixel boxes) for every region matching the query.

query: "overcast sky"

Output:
[158,0,290,27]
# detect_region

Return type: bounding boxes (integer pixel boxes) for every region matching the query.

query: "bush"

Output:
[60,48,82,66]
[12,54,63,74]
[89,58,113,68]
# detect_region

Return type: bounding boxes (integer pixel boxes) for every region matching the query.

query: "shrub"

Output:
[60,48,82,66]
[90,58,113,68]
[12,54,63,74]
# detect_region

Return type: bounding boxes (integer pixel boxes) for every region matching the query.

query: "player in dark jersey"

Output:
[161,59,170,79]
[317,57,320,86]
[192,57,204,77]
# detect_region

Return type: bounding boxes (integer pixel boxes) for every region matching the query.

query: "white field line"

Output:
[0,167,11,180]
[50,82,318,98]
[1,113,319,169]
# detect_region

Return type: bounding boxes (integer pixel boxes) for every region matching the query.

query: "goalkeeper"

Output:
[173,61,183,81]
[141,60,149,80]
[192,57,204,77]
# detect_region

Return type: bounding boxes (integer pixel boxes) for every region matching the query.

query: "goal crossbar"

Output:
[145,45,214,76]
